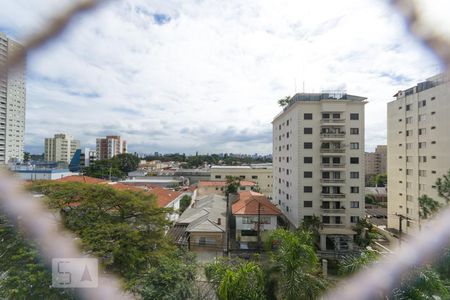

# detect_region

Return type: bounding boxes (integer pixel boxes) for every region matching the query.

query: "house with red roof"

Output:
[232,191,282,243]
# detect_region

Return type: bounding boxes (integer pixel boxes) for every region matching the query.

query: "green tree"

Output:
[418,194,441,220]
[205,258,266,300]
[179,194,192,214]
[82,159,125,179]
[135,249,197,300]
[277,95,292,107]
[339,250,378,275]
[0,214,75,299]
[23,151,31,162]
[374,174,387,187]
[436,170,450,203]
[353,218,380,248]
[112,153,140,173]
[267,229,327,300]
[30,181,173,279]
[225,176,240,195]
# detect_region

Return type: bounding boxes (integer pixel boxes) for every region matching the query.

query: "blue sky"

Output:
[0,0,447,154]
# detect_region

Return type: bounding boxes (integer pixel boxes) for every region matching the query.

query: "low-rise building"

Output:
[232,191,281,245]
[171,194,227,262]
[210,165,273,196]
[197,180,256,196]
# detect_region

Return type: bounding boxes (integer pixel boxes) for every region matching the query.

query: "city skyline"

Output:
[1,0,448,155]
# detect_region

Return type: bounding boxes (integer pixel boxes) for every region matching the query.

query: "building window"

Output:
[350,113,359,120]
[350,157,359,164]
[304,113,313,120]
[239,175,246,179]
[215,175,221,179]
[419,128,426,135]
[419,142,426,149]
[286,169,289,175]
[350,216,360,223]
[418,100,426,107]
[419,156,427,163]
[418,114,426,122]
[287,157,290,163]
[350,172,359,179]
[406,104,411,111]
[406,143,412,149]
[322,113,330,119]
[350,142,359,149]
[304,157,313,164]
[351,187,359,193]
[286,120,289,126]
[304,186,313,193]
[304,142,313,149]
[286,132,290,138]
[350,201,359,208]
[333,113,340,119]
[304,171,313,178]
[287,144,290,150]
[304,201,313,207]
[406,130,413,136]
[431,141,436,144]
[252,175,258,179]
[350,128,359,135]
[304,128,313,134]
[406,169,413,175]
[406,117,413,124]
[419,170,427,177]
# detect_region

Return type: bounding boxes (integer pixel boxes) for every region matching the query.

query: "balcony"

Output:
[321,118,345,125]
[321,163,346,169]
[321,208,346,214]
[322,223,346,228]
[320,178,345,184]
[320,132,345,139]
[321,193,345,199]
[320,148,345,154]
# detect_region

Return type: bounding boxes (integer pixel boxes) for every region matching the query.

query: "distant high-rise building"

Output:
[273,92,366,252]
[44,133,80,163]
[96,135,127,160]
[387,72,450,234]
[365,145,387,176]
[0,32,26,164]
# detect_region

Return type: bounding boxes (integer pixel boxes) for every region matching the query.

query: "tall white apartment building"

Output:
[0,32,26,164]
[44,133,80,163]
[273,93,366,252]
[387,73,450,234]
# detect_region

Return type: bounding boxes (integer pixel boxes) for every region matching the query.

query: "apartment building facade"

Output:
[365,145,387,176]
[0,32,26,164]
[209,164,273,196]
[387,73,450,234]
[273,93,366,251]
[96,135,127,160]
[44,133,80,163]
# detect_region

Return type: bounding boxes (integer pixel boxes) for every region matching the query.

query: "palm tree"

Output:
[277,96,292,107]
[267,229,327,300]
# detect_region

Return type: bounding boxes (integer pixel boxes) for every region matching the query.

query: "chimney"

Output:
[217,218,221,225]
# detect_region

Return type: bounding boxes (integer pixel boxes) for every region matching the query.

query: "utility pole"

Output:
[257,202,261,252]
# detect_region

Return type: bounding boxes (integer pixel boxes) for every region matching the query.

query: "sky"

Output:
[0,0,448,155]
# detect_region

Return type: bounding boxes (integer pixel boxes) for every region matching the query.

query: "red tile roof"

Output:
[55,175,107,184]
[232,191,282,216]
[198,180,256,187]
[148,187,182,207]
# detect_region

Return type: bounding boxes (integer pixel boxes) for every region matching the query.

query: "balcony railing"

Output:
[322,223,346,228]
[321,163,346,168]
[321,118,345,124]
[321,193,345,199]
[320,133,345,139]
[320,148,345,153]
[321,208,346,214]
[321,178,345,184]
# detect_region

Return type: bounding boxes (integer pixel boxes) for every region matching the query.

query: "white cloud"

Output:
[0,0,446,154]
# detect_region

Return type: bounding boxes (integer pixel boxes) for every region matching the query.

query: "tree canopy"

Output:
[82,153,140,179]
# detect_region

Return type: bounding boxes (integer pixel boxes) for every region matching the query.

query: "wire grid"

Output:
[1,0,450,299]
